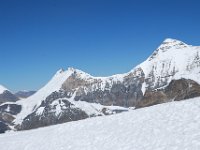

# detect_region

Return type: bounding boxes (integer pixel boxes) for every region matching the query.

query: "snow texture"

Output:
[1,97,200,150]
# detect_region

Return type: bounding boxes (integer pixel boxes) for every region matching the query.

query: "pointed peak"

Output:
[55,67,89,77]
[163,38,180,43]
[66,67,94,79]
[0,85,9,94]
[67,67,76,72]
[159,38,189,50]
[56,68,65,74]
[162,38,188,45]
[148,38,190,61]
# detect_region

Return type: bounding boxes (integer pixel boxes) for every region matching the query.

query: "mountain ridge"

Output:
[1,38,200,132]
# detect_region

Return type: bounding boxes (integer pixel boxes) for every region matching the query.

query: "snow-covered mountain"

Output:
[0,85,8,94]
[0,85,19,104]
[1,97,200,150]
[139,38,200,91]
[1,38,200,132]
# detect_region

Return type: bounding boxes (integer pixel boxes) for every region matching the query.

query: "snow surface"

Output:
[0,85,8,94]
[1,97,200,150]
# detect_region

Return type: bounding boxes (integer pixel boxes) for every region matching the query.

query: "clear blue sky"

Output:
[0,0,200,92]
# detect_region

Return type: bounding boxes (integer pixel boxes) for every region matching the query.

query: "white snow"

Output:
[1,97,200,150]
[0,85,8,94]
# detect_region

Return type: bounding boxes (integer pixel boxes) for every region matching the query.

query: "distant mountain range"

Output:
[0,85,19,104]
[15,91,36,99]
[1,38,200,133]
[0,85,36,105]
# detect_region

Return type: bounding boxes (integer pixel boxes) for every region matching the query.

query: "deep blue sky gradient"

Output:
[1,0,200,91]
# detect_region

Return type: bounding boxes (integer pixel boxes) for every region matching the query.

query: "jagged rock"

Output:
[15,92,89,130]
[0,104,21,129]
[0,121,9,133]
[136,79,200,108]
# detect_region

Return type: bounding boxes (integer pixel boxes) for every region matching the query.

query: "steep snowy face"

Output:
[14,68,75,124]
[138,38,200,91]
[0,85,8,94]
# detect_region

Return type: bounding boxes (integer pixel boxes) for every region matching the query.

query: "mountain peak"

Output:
[148,38,189,60]
[67,67,76,72]
[0,85,9,94]
[163,38,180,43]
[158,38,189,50]
[54,67,91,80]
[67,67,93,79]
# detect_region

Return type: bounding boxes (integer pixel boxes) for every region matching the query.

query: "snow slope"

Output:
[1,97,200,150]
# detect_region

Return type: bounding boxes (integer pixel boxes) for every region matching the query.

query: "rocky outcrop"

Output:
[15,91,89,130]
[0,121,9,133]
[16,91,128,130]
[0,103,21,131]
[136,78,200,108]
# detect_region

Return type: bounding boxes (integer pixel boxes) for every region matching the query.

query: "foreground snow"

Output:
[1,97,200,150]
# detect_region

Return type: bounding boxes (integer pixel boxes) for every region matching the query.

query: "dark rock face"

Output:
[0,91,19,104]
[15,90,128,131]
[15,91,36,98]
[136,79,200,108]
[74,83,143,107]
[0,104,21,132]
[16,91,89,130]
[0,103,22,115]
[0,121,9,133]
